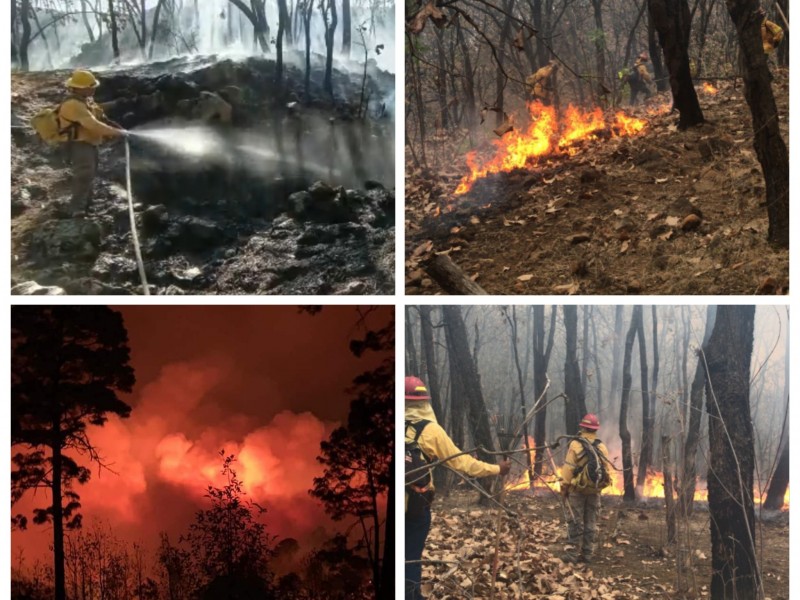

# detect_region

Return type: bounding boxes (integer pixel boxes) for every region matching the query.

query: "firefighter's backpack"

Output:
[30,99,81,145]
[572,438,611,491]
[405,419,435,517]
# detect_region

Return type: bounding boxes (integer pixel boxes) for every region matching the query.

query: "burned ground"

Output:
[406,72,788,296]
[11,54,395,295]
[419,489,788,599]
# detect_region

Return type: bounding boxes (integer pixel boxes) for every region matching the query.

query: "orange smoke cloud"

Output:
[12,359,339,565]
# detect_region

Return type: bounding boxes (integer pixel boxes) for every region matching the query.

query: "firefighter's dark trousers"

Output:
[629,82,652,105]
[405,506,432,599]
[70,141,99,212]
[565,492,600,561]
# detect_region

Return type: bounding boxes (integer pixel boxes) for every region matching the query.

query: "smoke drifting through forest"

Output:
[405,305,789,506]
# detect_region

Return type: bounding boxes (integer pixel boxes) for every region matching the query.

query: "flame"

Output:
[702,82,718,95]
[454,102,647,195]
[506,464,789,511]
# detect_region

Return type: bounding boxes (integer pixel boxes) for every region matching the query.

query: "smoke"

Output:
[12,358,339,567]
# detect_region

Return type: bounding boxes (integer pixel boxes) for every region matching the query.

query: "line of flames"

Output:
[454,101,649,196]
[504,466,789,510]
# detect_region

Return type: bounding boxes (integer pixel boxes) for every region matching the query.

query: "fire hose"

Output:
[125,136,149,295]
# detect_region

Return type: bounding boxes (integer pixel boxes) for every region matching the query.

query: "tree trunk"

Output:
[323,0,338,96]
[435,28,450,130]
[80,0,96,43]
[405,306,420,376]
[609,306,624,401]
[647,8,669,91]
[591,0,607,100]
[109,0,120,60]
[704,305,759,599]
[276,0,286,86]
[148,0,166,59]
[52,425,66,600]
[725,0,789,247]
[531,0,548,65]
[442,306,497,468]
[494,0,515,127]
[419,306,444,424]
[379,453,394,595]
[580,306,589,393]
[563,306,587,436]
[648,0,704,128]
[20,0,31,71]
[456,17,477,128]
[680,305,716,516]
[619,306,639,502]
[532,306,555,479]
[764,433,788,510]
[505,307,532,484]
[662,436,677,544]
[635,306,653,492]
[341,0,351,56]
[303,5,312,100]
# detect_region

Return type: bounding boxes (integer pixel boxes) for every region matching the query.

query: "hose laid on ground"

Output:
[125,137,150,295]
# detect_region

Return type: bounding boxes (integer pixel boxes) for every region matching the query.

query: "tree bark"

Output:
[419,306,444,424]
[764,433,788,510]
[405,306,420,377]
[619,306,639,502]
[276,0,287,85]
[704,305,759,599]
[680,305,716,516]
[648,0,705,128]
[52,421,66,600]
[341,0,351,56]
[724,0,789,247]
[563,306,587,435]
[532,306,555,479]
[323,0,338,96]
[80,0,96,43]
[20,0,31,71]
[609,306,624,401]
[635,305,653,492]
[109,0,120,60]
[424,254,487,295]
[647,9,669,91]
[442,306,497,468]
[590,0,607,100]
[662,436,677,544]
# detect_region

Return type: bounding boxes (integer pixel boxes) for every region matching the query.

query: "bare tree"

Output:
[563,306,587,435]
[619,305,640,502]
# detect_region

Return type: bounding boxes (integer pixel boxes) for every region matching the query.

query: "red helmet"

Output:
[405,376,431,401]
[579,413,600,430]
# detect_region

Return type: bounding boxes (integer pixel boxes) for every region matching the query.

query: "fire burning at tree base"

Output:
[454,101,648,195]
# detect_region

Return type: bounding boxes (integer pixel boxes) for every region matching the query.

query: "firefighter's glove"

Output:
[498,459,512,477]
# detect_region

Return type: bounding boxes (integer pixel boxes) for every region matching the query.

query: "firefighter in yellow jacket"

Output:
[559,413,611,564]
[58,70,127,216]
[405,376,510,600]
[760,10,784,55]
[526,60,559,106]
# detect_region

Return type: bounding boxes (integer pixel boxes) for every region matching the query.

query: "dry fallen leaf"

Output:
[517,274,534,282]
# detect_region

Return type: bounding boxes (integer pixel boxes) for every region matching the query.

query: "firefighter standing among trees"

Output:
[759,8,784,55]
[58,70,128,217]
[405,376,511,600]
[526,59,559,106]
[627,52,653,106]
[559,413,612,565]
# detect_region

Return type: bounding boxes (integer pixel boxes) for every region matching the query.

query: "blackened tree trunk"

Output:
[435,28,450,130]
[52,426,66,600]
[680,305,716,516]
[379,453,394,594]
[276,0,288,85]
[504,307,532,483]
[724,0,789,247]
[619,306,640,502]
[303,0,313,99]
[419,306,444,424]
[531,0,548,65]
[80,0,96,43]
[563,306,587,435]
[456,18,477,127]
[704,305,759,599]
[764,433,789,510]
[662,436,677,544]
[532,306,556,479]
[590,0,607,100]
[776,0,788,67]
[647,9,669,91]
[109,0,120,60]
[322,0,338,96]
[609,306,624,401]
[20,0,31,71]
[494,0,515,128]
[635,305,653,491]
[341,0,351,56]
[581,306,589,393]
[442,306,497,467]
[405,306,419,377]
[648,0,705,128]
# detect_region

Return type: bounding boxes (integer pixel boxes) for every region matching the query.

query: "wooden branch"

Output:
[424,253,488,295]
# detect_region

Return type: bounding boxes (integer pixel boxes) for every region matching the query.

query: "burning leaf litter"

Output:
[455,102,647,196]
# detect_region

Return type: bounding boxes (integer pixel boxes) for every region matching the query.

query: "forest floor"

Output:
[405,69,789,295]
[419,489,789,599]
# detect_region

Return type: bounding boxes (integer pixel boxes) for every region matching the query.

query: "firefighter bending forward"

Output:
[405,376,510,600]
[559,413,611,564]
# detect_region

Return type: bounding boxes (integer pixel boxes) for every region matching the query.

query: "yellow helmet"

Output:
[65,69,99,89]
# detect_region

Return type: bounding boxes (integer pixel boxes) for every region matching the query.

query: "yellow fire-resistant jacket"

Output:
[526,64,557,102]
[635,60,652,83]
[58,96,120,145]
[405,401,500,507]
[762,19,784,54]
[560,430,611,495]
